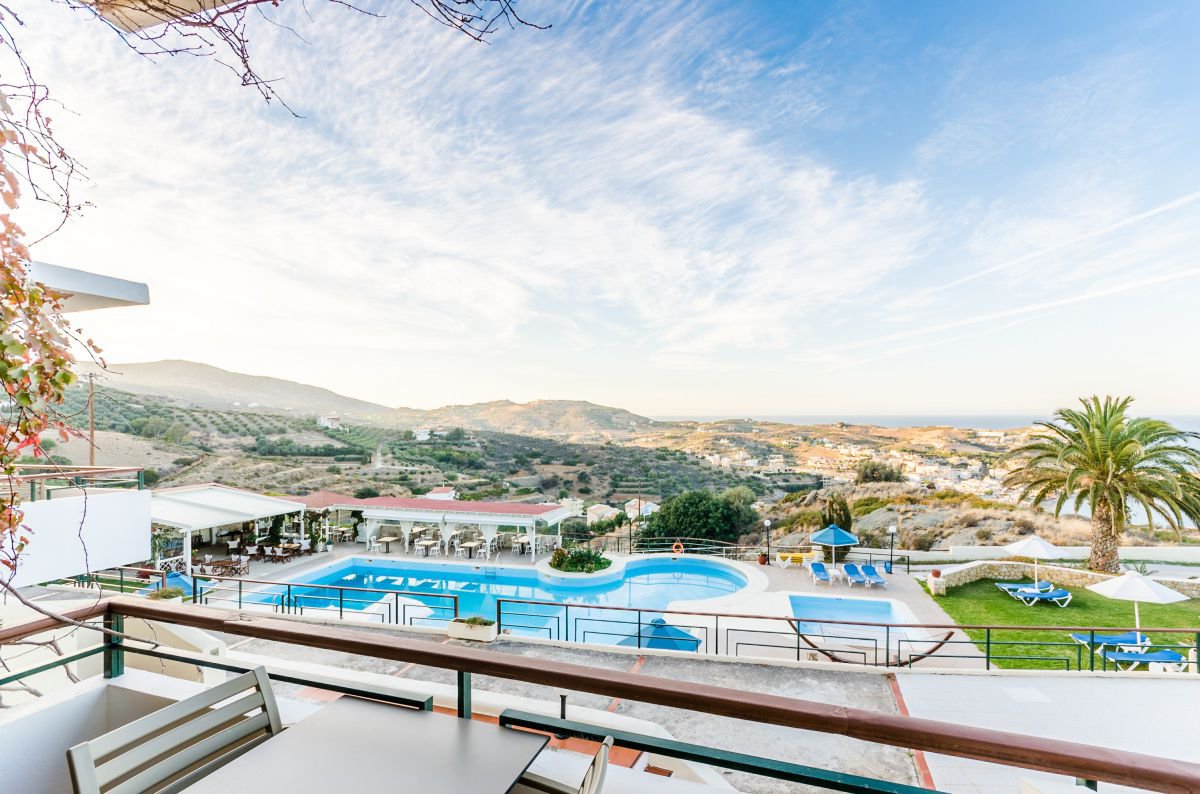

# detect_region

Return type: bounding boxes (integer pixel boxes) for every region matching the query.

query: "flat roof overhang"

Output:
[30,261,150,313]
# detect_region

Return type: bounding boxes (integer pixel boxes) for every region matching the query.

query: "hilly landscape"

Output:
[81,360,658,441]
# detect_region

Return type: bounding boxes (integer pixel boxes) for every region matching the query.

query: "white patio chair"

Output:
[454,539,468,558]
[517,736,612,794]
[366,536,381,554]
[299,538,312,555]
[226,540,240,553]
[245,544,260,560]
[67,667,282,794]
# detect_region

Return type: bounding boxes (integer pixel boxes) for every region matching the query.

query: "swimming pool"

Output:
[238,556,753,647]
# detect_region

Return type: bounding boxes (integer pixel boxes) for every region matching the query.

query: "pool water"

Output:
[250,556,749,649]
[788,593,912,636]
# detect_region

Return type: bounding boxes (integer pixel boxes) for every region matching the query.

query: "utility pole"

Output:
[86,373,96,466]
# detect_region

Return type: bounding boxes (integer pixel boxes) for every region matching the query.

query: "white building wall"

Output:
[9,490,151,588]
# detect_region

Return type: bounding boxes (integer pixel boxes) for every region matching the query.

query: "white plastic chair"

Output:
[518,736,613,794]
[366,536,381,553]
[67,667,282,794]
[299,538,312,555]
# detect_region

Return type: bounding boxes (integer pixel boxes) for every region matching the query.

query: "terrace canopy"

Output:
[150,484,306,573]
[297,493,573,561]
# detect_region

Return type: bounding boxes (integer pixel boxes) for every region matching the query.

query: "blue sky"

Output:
[21,0,1200,416]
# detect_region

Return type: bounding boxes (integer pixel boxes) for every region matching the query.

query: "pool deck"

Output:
[200,542,982,668]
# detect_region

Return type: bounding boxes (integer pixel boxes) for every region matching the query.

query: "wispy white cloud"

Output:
[13,1,1200,415]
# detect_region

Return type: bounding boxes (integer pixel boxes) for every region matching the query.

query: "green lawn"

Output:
[934,579,1200,670]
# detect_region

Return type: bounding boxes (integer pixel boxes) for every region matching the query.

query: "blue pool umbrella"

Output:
[810,524,859,561]
[616,618,700,652]
[810,525,859,547]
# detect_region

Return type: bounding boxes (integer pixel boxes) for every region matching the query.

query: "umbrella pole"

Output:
[1033,557,1038,584]
[1134,601,1140,631]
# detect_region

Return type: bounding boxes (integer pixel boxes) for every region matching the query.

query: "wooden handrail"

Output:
[0,602,107,644]
[104,597,1200,793]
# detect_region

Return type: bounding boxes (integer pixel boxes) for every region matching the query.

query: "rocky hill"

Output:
[81,360,659,441]
[80,360,393,420]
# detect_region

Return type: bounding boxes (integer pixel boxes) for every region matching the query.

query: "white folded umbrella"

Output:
[1004,535,1060,585]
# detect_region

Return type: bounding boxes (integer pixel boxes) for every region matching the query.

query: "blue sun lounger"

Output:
[861,564,887,587]
[1102,648,1188,672]
[842,563,869,587]
[808,561,832,585]
[1015,587,1072,607]
[996,580,1052,596]
[1068,631,1149,651]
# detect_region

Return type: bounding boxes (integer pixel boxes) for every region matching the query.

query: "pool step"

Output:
[483,567,499,578]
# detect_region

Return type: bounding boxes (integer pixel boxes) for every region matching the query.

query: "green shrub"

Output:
[354,486,380,499]
[459,616,495,626]
[147,586,184,601]
[549,547,612,573]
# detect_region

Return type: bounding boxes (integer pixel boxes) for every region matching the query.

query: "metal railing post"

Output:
[119,568,125,593]
[103,612,124,679]
[137,470,145,489]
[885,627,891,667]
[637,610,643,649]
[339,588,345,620]
[1089,630,1095,672]
[565,604,570,643]
[190,576,197,604]
[457,671,472,719]
[985,629,992,671]
[238,579,244,609]
[394,592,400,625]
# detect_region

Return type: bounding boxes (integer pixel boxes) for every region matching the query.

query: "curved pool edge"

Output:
[533,552,769,598]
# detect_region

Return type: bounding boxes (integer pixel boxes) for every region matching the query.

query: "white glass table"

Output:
[184,696,548,793]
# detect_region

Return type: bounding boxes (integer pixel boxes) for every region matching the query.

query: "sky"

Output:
[17,0,1200,417]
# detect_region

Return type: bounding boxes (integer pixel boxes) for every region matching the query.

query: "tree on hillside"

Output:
[820,493,853,531]
[640,489,759,544]
[855,460,905,484]
[1003,396,1200,573]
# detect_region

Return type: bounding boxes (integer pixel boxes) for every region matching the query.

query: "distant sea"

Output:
[654,414,1200,432]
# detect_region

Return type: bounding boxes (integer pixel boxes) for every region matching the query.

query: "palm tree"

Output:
[1003,396,1200,573]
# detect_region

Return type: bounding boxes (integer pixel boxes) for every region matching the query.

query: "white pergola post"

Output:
[398,521,415,553]
[183,530,193,575]
[526,520,537,563]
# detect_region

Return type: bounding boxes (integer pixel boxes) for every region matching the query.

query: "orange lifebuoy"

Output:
[672,541,685,555]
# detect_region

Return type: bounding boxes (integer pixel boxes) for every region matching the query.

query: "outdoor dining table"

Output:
[416,539,438,557]
[375,535,399,553]
[461,540,481,559]
[513,535,531,554]
[182,696,547,793]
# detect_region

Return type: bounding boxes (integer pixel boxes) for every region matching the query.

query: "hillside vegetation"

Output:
[61,385,762,504]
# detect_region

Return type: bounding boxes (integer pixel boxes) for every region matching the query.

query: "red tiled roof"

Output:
[356,497,563,516]
[429,486,455,494]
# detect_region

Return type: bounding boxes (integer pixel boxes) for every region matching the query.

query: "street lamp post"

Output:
[764,519,772,565]
[887,523,897,573]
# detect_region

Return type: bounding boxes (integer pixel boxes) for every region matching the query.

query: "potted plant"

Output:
[146,586,185,604]
[447,616,498,642]
[930,569,941,579]
[757,550,768,565]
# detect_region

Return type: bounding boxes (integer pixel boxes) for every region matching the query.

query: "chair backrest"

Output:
[579,736,613,794]
[810,561,828,574]
[861,564,880,576]
[246,545,258,554]
[844,563,863,577]
[300,539,311,550]
[67,667,282,794]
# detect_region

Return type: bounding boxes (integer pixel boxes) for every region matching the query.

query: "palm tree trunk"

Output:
[1089,501,1120,573]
